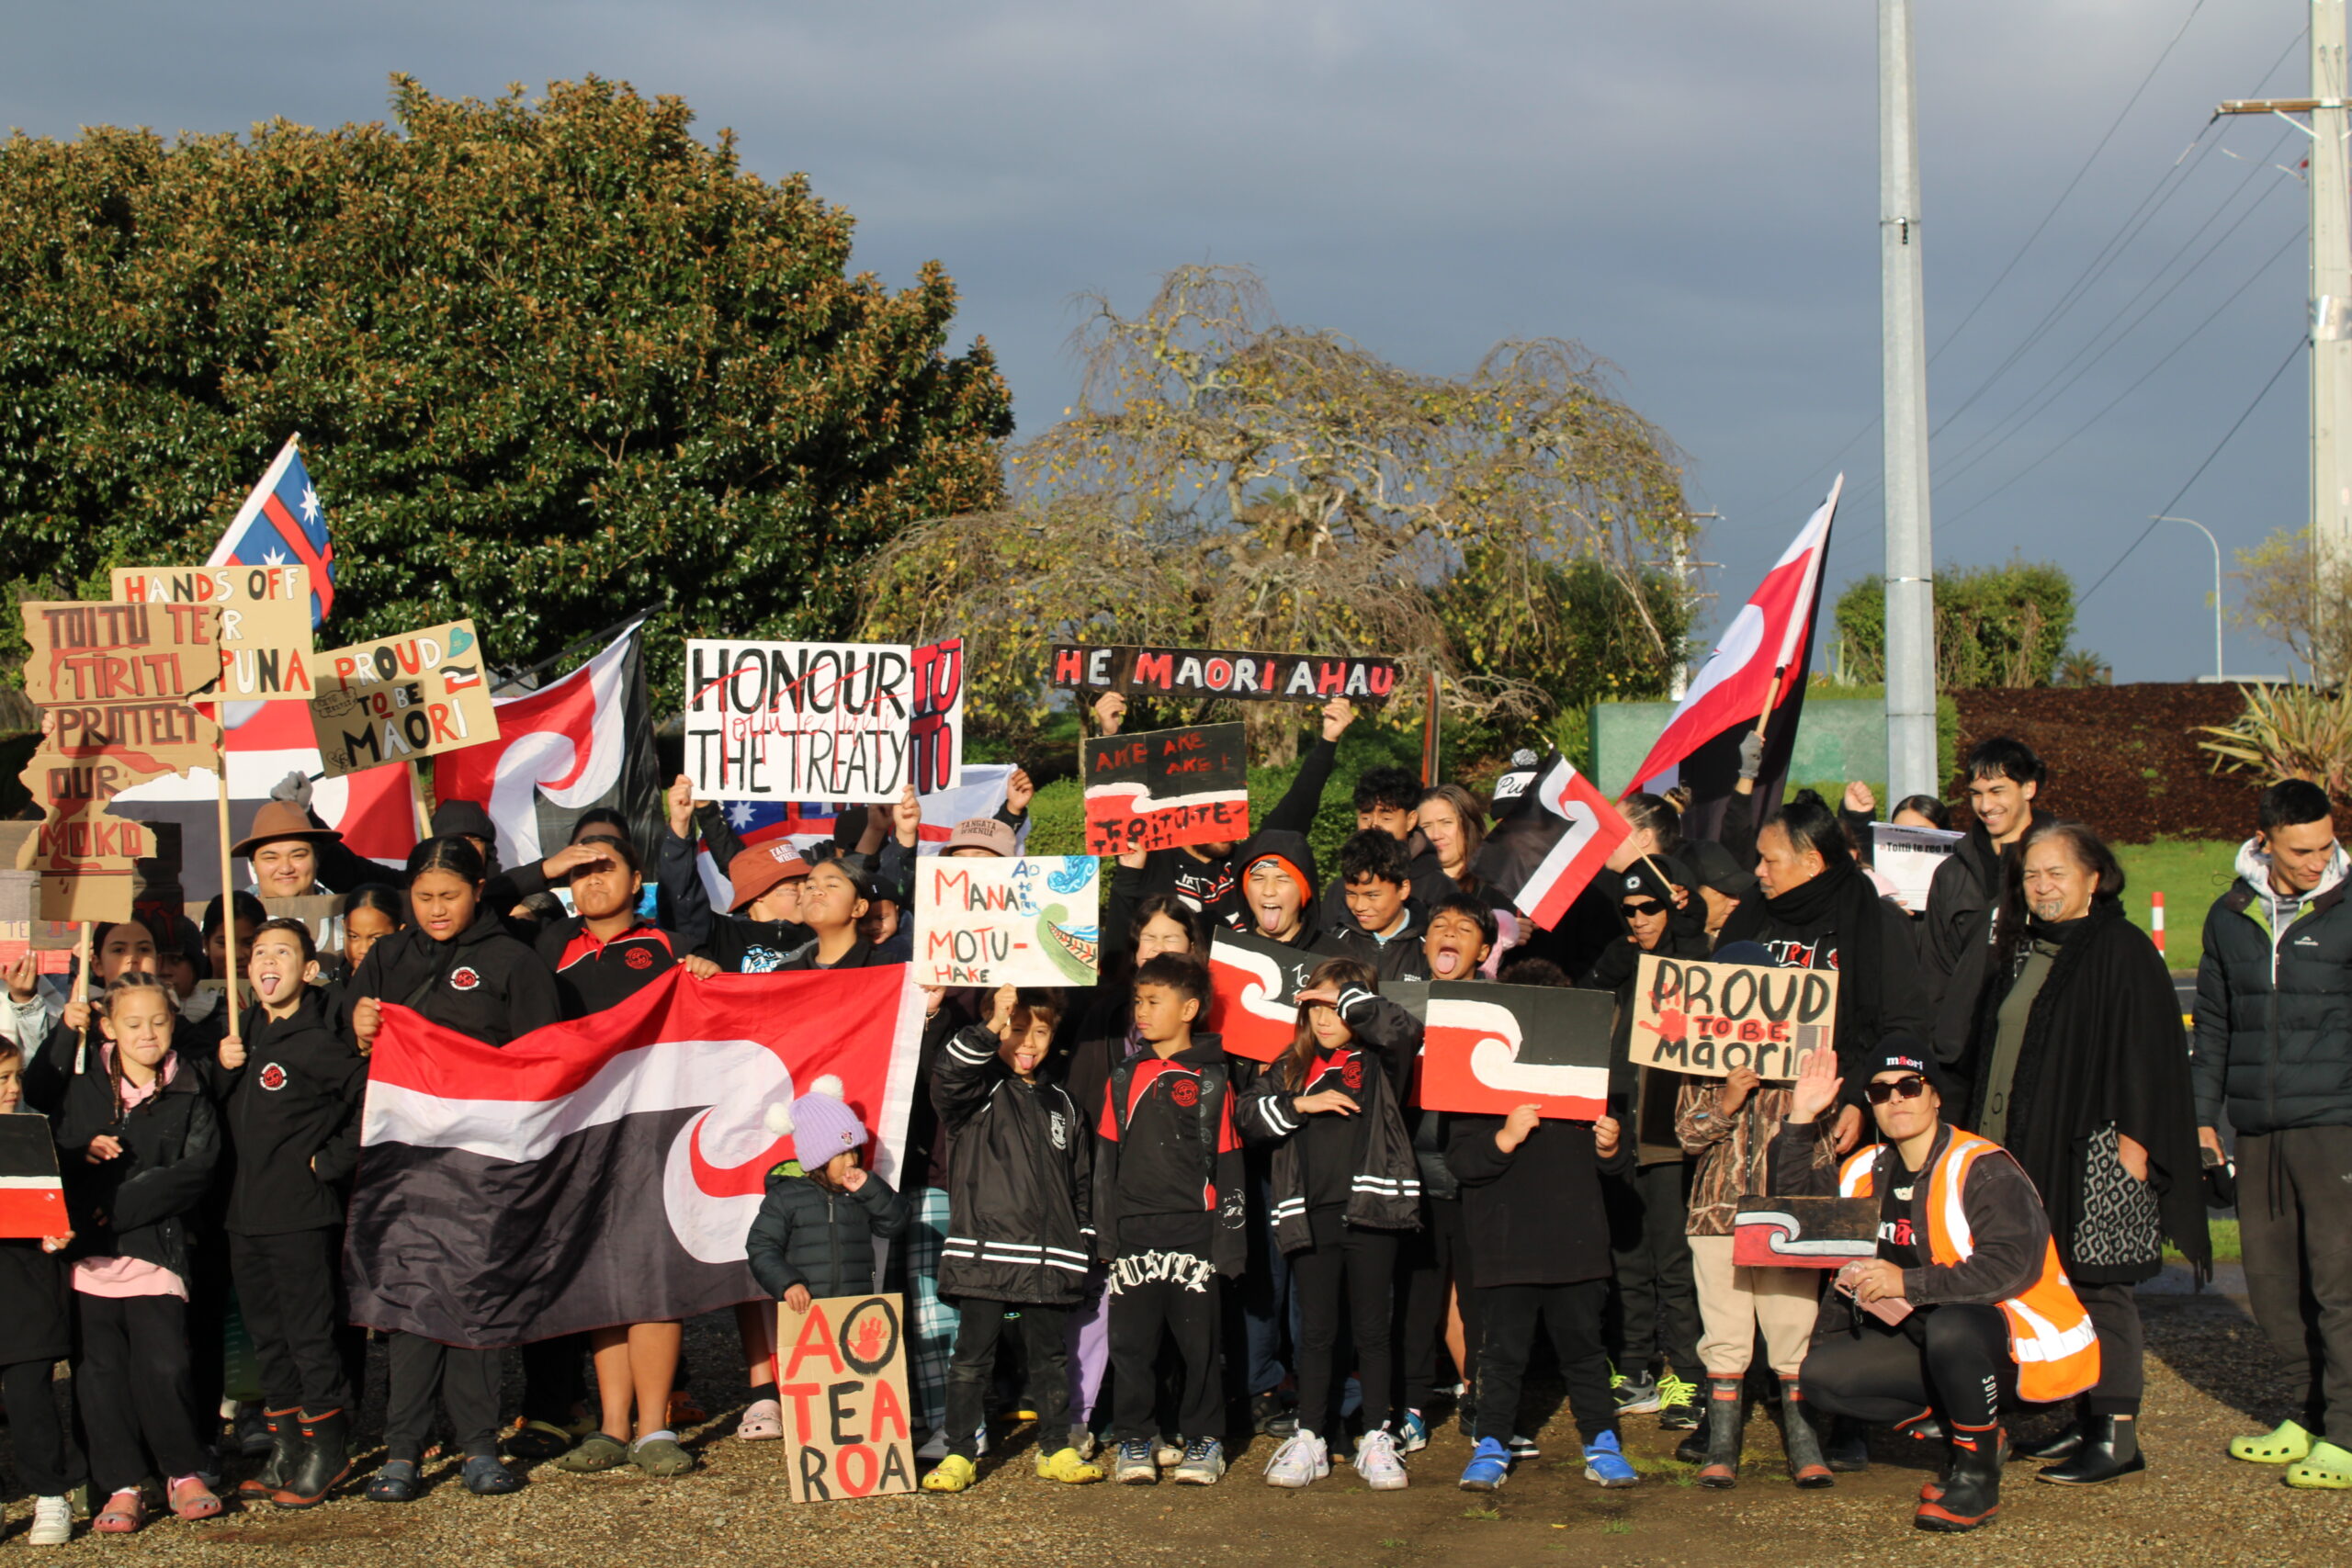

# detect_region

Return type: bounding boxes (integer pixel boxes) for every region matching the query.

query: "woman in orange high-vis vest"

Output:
[1770,1038,2098,1534]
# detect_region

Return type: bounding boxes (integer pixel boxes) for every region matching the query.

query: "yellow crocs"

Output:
[1035,1446,1105,1484]
[2287,1440,2352,1489]
[922,1454,977,1493]
[2232,1420,2314,1464]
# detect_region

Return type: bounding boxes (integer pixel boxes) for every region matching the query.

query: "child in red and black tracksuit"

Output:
[1091,954,1245,1487]
[921,987,1099,1493]
[219,919,367,1510]
[1447,960,1641,1493]
[1240,960,1424,1489]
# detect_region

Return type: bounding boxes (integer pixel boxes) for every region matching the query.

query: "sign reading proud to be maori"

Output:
[1629,954,1838,1080]
[684,639,914,804]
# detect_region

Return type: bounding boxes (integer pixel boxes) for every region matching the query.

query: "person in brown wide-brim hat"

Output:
[232,800,345,900]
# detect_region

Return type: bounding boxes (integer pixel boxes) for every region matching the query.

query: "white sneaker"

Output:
[1509,1433,1541,1460]
[916,1432,950,1462]
[28,1495,70,1546]
[1263,1430,1330,1488]
[1356,1427,1409,1491]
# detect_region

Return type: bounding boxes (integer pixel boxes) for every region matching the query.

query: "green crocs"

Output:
[2287,1440,2352,1489]
[630,1433,695,1477]
[2231,1419,2314,1465]
[557,1433,630,1473]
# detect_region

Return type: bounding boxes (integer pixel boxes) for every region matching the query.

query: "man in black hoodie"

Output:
[1922,739,2048,1064]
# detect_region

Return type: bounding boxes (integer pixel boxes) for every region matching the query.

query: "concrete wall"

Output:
[1591,696,1889,797]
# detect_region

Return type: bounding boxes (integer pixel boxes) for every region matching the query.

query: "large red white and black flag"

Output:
[346,966,924,1348]
[436,619,665,870]
[1624,476,1841,840]
[1469,753,1632,931]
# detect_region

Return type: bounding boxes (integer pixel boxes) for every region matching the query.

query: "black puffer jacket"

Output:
[745,1168,910,1300]
[58,1048,220,1281]
[347,908,560,1047]
[1239,985,1423,1251]
[933,1026,1092,1304]
[2192,841,2352,1135]
[220,991,367,1235]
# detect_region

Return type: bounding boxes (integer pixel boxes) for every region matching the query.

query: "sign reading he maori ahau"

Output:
[1629,954,1838,1080]
[912,856,1100,987]
[310,620,498,778]
[684,639,914,804]
[1390,980,1614,1121]
[1051,644,1399,705]
[1083,723,1250,855]
[17,602,222,922]
[110,564,316,702]
[776,1294,917,1504]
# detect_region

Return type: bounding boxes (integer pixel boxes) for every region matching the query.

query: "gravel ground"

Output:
[0,1280,2340,1567]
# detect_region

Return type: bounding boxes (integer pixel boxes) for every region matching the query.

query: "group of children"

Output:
[0,694,1970,1537]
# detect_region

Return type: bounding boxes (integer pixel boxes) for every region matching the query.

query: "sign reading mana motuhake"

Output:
[1082,723,1249,855]
[911,856,1100,987]
[309,620,496,777]
[110,564,315,702]
[1629,954,1838,1080]
[684,639,914,804]
[1051,644,1398,705]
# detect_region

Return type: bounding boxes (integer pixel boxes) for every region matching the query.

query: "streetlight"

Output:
[2152,515,2223,682]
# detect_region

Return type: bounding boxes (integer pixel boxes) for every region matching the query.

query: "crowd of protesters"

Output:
[0,682,2338,1540]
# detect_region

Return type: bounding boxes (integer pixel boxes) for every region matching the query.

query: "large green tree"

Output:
[0,75,1011,683]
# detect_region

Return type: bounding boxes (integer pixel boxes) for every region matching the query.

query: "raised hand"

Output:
[1092,692,1126,737]
[1788,1044,1843,1124]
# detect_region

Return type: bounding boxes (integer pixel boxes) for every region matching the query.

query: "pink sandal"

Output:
[167,1476,222,1520]
[93,1490,146,1534]
[737,1397,783,1441]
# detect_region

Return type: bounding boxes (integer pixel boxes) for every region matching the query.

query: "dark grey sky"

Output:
[4,1,2317,680]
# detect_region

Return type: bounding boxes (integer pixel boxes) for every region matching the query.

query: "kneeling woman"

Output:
[1772,1039,2098,1534]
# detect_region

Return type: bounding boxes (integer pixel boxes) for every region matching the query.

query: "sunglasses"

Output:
[1621,899,1668,918]
[1865,1075,1929,1104]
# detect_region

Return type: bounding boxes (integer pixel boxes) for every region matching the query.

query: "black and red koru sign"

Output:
[1389,981,1614,1122]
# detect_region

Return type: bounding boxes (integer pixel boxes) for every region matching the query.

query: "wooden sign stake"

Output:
[215,765,239,1048]
[409,760,434,843]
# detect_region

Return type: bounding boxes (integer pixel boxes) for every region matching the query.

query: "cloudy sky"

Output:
[5,1,2318,681]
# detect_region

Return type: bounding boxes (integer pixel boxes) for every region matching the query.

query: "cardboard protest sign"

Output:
[1629,954,1837,1080]
[1053,643,1399,705]
[775,1294,917,1503]
[1205,926,1318,1063]
[0,1117,67,1240]
[260,894,345,957]
[1733,1194,1878,1269]
[1082,723,1250,855]
[684,639,914,804]
[110,564,315,701]
[909,637,965,795]
[309,620,496,777]
[1871,821,1962,913]
[912,855,1100,987]
[17,602,222,923]
[1391,981,1613,1120]
[0,868,77,974]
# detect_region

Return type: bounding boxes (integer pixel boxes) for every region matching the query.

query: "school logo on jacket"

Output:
[626,947,654,969]
[258,1063,288,1092]
[1168,1077,1200,1108]
[1340,1057,1363,1092]
[1048,1110,1069,1150]
[449,966,482,991]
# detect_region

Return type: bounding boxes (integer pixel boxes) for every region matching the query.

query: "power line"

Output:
[2078,333,2304,604]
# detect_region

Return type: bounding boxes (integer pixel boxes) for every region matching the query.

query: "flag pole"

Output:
[408,760,434,843]
[1420,671,1440,786]
[71,920,92,1076]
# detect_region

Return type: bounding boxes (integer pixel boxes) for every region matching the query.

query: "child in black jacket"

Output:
[1240,959,1423,1490]
[1447,960,1640,1495]
[922,987,1098,1494]
[59,976,224,1532]
[745,1078,910,1303]
[1091,954,1244,1488]
[0,1039,87,1544]
[219,919,367,1510]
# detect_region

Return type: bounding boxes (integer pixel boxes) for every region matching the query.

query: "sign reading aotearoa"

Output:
[775,1294,917,1504]
[1630,954,1838,1080]
[309,620,496,777]
[1052,644,1399,705]
[1082,723,1250,855]
[912,855,1100,987]
[111,563,314,701]
[684,639,914,804]
[1390,981,1614,1120]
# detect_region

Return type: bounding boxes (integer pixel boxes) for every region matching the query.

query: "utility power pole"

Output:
[1882,0,1939,800]
[2218,1,2352,665]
